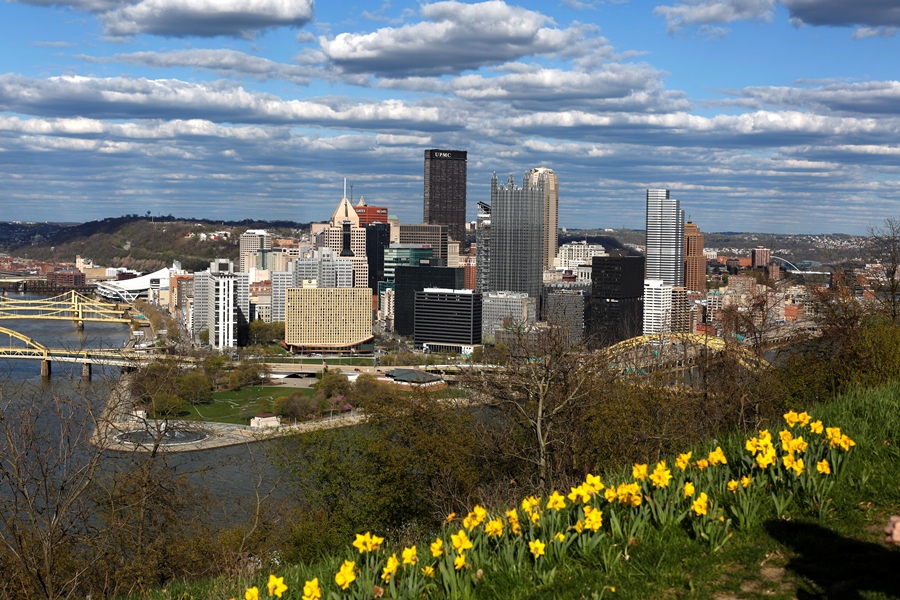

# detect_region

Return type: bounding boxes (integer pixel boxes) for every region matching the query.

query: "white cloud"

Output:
[654,0,775,33]
[320,0,589,76]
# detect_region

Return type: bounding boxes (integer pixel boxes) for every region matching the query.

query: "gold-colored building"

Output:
[284,287,373,353]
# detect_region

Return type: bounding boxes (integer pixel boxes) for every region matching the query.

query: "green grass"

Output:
[135,383,900,599]
[181,385,314,425]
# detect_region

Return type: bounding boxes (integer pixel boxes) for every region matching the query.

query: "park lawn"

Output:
[182,385,314,425]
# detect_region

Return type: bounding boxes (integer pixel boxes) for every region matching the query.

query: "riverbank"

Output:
[93,374,365,453]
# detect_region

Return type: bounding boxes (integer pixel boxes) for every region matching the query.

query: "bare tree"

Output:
[867,217,900,324]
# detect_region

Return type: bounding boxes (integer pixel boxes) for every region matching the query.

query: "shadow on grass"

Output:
[765,519,900,599]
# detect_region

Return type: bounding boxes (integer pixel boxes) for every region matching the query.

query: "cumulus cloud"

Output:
[730,81,900,116]
[0,74,464,132]
[79,49,313,84]
[654,0,775,33]
[13,0,314,38]
[320,0,590,76]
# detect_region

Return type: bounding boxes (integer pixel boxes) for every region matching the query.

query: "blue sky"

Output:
[1,0,899,234]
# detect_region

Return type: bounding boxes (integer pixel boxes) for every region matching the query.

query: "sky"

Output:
[1,0,899,234]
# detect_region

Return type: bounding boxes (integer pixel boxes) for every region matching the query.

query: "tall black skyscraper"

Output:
[588,253,645,347]
[424,149,467,241]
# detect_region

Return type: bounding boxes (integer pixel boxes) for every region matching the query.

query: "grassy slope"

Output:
[138,384,900,600]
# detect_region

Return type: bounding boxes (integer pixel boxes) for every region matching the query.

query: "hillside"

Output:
[9,215,305,272]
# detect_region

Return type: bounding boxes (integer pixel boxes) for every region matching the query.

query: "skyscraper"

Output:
[643,279,673,335]
[424,149,467,241]
[239,229,272,272]
[489,172,545,302]
[192,259,250,349]
[588,253,644,346]
[526,167,559,270]
[645,189,684,287]
[684,221,706,293]
[475,201,491,292]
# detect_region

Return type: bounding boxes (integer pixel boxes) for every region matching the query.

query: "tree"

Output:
[176,370,213,405]
[315,370,350,399]
[868,217,900,324]
[462,322,612,491]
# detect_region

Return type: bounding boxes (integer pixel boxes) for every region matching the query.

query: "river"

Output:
[0,292,288,517]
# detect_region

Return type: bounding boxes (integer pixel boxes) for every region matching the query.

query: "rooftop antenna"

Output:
[343,177,347,199]
[350,183,354,204]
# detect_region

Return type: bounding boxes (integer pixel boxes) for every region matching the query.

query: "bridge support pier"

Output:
[76,320,84,331]
[41,360,51,378]
[82,363,92,381]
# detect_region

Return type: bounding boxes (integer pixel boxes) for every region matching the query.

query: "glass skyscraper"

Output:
[489,172,545,303]
[645,189,684,287]
[423,149,467,242]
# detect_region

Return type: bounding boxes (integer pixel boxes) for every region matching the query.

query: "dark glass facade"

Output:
[394,266,465,336]
[414,289,482,348]
[424,149,467,242]
[588,254,645,347]
[365,223,391,291]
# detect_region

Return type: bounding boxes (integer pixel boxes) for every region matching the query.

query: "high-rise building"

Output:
[365,222,391,292]
[354,197,389,226]
[414,288,482,352]
[284,287,373,353]
[643,279,673,335]
[588,253,644,346]
[383,244,434,283]
[239,229,272,272]
[424,149,467,242]
[645,189,684,287]
[544,288,589,344]
[192,259,250,349]
[475,201,491,292]
[526,167,559,270]
[752,246,771,269]
[393,266,465,336]
[322,190,369,289]
[398,223,448,265]
[481,291,536,342]
[293,247,354,288]
[684,221,706,293]
[489,172,545,302]
[556,240,606,270]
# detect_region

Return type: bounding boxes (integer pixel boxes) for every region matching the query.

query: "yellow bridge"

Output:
[0,289,130,328]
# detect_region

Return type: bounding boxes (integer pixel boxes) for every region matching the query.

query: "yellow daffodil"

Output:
[573,520,584,533]
[649,461,673,488]
[584,473,604,493]
[692,492,708,516]
[421,566,435,578]
[267,575,288,598]
[352,532,384,554]
[381,553,400,582]
[430,538,444,558]
[696,458,709,470]
[554,532,565,543]
[809,420,823,434]
[741,475,752,488]
[727,480,739,493]
[445,512,457,523]
[485,518,504,538]
[547,491,567,510]
[784,410,800,427]
[529,539,545,558]
[675,451,692,471]
[522,495,541,514]
[505,509,522,535]
[817,459,831,474]
[568,484,591,504]
[707,446,727,466]
[604,488,618,503]
[335,560,356,590]
[791,457,805,476]
[245,587,259,600]
[584,506,603,532]
[632,463,648,480]
[402,545,417,565]
[779,429,794,447]
[756,446,777,469]
[301,578,320,600]
[454,552,466,570]
[683,481,695,498]
[797,411,811,426]
[615,482,642,507]
[451,529,473,552]
[463,505,487,530]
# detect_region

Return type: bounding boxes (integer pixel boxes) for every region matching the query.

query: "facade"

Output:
[293,247,354,288]
[383,244,434,283]
[192,259,250,349]
[684,221,707,293]
[365,222,391,292]
[645,189,684,287]
[489,172,545,302]
[239,229,272,273]
[555,240,606,270]
[414,288,482,352]
[398,223,448,265]
[643,279,673,335]
[544,287,589,343]
[46,270,86,287]
[393,266,465,336]
[284,287,373,353]
[526,167,559,270]
[475,201,491,292]
[752,246,772,269]
[588,254,644,346]
[354,197,389,226]
[481,291,536,342]
[423,149,467,242]
[271,270,294,323]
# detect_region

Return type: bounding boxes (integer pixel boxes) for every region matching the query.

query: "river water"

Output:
[0,292,288,519]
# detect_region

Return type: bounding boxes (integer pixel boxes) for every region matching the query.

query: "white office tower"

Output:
[643,279,673,335]
[239,229,272,272]
[193,259,250,349]
[645,189,684,287]
[526,167,559,270]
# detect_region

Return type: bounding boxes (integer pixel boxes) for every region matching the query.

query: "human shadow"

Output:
[765,519,900,599]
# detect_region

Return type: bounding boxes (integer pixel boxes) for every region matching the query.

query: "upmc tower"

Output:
[424,149,467,242]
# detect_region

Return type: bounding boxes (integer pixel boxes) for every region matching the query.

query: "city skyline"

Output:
[1,1,899,234]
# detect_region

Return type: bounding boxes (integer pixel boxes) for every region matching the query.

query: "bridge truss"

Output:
[0,290,130,326]
[605,333,769,374]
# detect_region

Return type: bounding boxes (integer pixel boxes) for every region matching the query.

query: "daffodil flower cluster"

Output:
[245,409,853,599]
